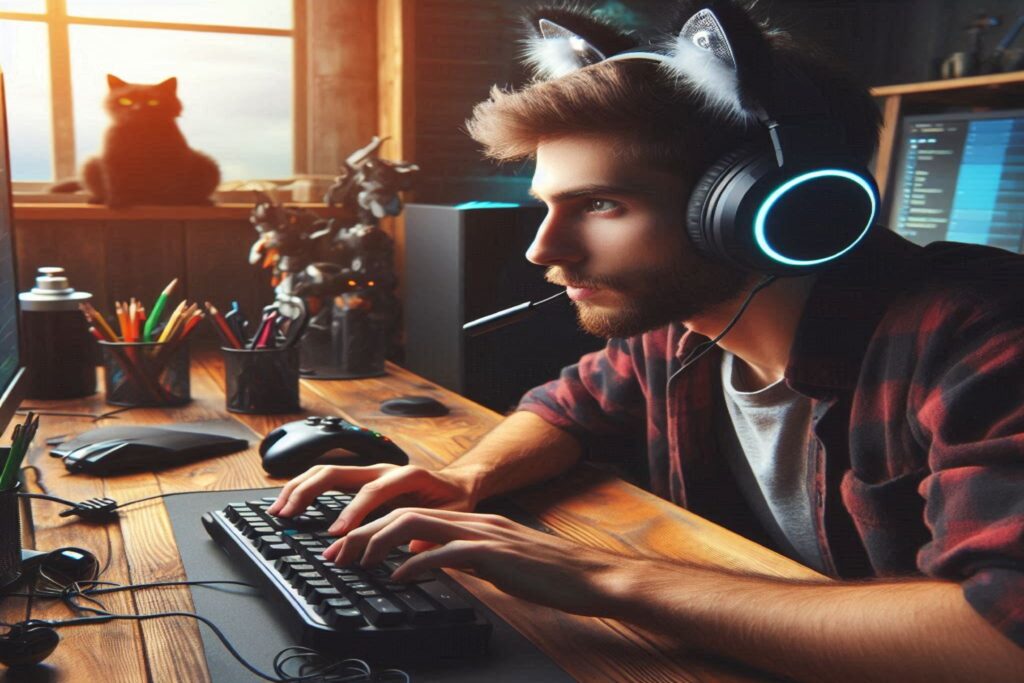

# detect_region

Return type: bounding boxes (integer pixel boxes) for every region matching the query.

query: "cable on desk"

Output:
[8,570,410,682]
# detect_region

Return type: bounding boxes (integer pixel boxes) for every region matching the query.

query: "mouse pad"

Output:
[166,488,574,683]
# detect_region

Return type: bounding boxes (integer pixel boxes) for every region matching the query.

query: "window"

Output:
[0,0,297,184]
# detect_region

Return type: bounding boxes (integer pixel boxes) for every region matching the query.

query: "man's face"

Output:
[528,135,749,338]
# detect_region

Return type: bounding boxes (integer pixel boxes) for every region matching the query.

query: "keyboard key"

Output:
[358,596,404,626]
[416,582,475,621]
[323,607,365,629]
[393,589,443,623]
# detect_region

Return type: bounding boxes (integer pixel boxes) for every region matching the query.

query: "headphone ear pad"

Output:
[0,623,60,667]
[685,147,756,261]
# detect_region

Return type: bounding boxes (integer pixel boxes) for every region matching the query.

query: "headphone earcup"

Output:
[0,623,60,668]
[685,146,758,263]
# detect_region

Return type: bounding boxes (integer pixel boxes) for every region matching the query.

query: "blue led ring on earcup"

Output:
[686,145,879,275]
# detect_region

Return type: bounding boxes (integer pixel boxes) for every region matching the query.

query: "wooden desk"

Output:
[2,353,819,682]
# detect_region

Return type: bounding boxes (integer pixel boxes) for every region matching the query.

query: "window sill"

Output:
[13,202,346,221]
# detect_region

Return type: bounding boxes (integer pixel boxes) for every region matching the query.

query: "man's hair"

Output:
[466,31,882,179]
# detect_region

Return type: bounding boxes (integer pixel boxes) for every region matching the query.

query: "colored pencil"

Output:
[144,277,178,342]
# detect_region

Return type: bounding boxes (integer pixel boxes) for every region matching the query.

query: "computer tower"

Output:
[403,203,604,413]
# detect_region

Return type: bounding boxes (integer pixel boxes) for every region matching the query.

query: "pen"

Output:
[144,277,178,343]
[205,302,242,349]
[0,413,38,490]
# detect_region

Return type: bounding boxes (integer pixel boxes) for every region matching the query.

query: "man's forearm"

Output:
[442,411,582,503]
[601,560,1023,683]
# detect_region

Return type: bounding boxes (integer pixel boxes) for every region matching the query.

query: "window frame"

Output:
[0,0,306,192]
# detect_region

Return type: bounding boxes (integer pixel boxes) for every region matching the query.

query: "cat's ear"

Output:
[661,0,772,121]
[158,77,178,95]
[107,74,126,90]
[522,5,637,80]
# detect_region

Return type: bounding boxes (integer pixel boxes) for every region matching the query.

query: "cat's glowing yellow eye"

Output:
[147,99,159,106]
[118,97,133,106]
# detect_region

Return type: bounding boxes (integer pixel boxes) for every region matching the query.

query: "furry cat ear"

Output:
[661,0,772,122]
[107,74,126,90]
[522,5,637,80]
[157,77,177,94]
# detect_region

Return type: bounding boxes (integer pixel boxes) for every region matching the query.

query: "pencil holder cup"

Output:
[1,476,23,590]
[222,346,300,414]
[98,340,191,407]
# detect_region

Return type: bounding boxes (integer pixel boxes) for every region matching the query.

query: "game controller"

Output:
[259,416,409,477]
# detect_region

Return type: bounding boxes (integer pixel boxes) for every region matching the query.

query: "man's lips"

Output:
[565,284,601,301]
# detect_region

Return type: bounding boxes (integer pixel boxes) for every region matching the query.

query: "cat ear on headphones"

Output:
[521,5,638,80]
[660,0,773,123]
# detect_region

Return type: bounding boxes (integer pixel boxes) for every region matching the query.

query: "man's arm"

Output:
[328,508,1024,683]
[270,411,582,529]
[442,410,583,505]
[607,560,1024,683]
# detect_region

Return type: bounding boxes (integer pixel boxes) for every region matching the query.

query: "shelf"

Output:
[13,202,348,222]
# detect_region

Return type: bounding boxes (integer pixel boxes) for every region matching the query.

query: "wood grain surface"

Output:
[1,353,816,682]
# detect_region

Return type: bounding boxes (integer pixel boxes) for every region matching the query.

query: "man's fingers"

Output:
[328,509,513,567]
[390,540,486,582]
[270,464,397,517]
[329,469,439,534]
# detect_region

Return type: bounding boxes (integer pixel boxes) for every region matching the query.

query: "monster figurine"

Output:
[248,137,418,379]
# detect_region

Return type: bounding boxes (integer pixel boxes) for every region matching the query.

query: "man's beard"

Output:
[546,250,749,339]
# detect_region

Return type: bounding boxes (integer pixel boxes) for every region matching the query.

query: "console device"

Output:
[260,417,409,477]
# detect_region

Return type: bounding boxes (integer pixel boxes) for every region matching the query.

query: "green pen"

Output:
[143,277,178,342]
[0,414,32,490]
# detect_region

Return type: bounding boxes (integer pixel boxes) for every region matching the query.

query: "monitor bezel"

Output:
[887,107,1024,237]
[0,68,27,436]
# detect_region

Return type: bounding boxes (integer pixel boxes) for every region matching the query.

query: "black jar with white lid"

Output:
[18,266,96,399]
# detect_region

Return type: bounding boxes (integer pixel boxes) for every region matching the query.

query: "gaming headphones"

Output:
[523,0,879,276]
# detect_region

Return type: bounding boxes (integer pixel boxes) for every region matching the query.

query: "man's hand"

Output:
[323,507,629,616]
[266,464,480,536]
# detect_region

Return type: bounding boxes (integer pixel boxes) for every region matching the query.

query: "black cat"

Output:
[54,75,219,207]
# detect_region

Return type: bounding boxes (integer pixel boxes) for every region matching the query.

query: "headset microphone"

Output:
[462,291,567,337]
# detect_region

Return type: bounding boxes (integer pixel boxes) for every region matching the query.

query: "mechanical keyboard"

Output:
[202,493,492,663]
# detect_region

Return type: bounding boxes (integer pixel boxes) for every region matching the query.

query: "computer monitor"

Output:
[888,109,1024,253]
[0,69,26,435]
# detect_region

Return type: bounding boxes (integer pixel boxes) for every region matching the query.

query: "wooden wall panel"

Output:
[14,220,109,305]
[14,217,268,345]
[104,220,186,311]
[185,220,273,343]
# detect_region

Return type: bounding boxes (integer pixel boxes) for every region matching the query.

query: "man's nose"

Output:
[525,211,584,266]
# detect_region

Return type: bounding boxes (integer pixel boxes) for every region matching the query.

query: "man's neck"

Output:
[686,274,818,391]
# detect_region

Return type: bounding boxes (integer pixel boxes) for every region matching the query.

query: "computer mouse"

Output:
[62,431,248,475]
[43,547,99,585]
[379,395,449,418]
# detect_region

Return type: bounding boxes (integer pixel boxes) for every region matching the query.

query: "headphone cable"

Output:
[674,274,778,376]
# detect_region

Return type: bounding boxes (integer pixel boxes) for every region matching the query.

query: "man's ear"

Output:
[107,74,126,90]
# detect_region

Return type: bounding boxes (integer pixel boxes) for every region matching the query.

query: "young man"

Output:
[270,3,1024,680]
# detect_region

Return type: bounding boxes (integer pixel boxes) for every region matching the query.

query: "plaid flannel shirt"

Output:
[518,229,1024,648]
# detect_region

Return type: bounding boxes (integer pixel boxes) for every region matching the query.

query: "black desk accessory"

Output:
[379,395,449,417]
[260,417,408,477]
[51,424,248,475]
[166,488,573,682]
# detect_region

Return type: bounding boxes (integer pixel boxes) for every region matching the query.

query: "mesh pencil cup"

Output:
[0,476,23,589]
[98,340,191,407]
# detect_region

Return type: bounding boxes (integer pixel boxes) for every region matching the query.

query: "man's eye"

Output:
[587,198,619,213]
